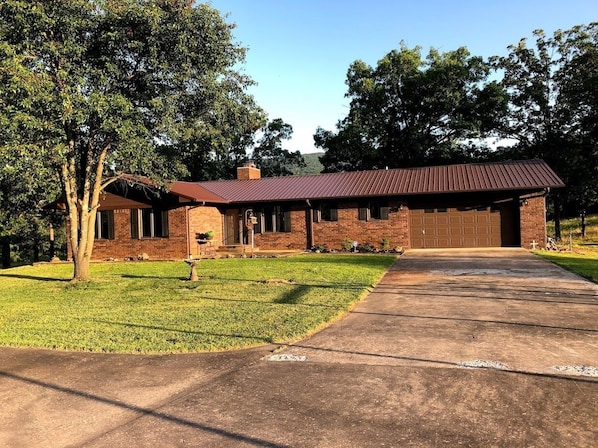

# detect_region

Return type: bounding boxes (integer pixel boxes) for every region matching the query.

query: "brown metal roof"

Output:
[168,181,229,204]
[197,159,564,203]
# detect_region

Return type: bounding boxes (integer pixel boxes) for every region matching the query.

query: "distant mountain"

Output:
[294,152,324,175]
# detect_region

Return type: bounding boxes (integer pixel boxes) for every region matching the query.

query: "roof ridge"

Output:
[196,159,547,185]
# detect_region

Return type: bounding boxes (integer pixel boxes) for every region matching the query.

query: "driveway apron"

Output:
[281,248,598,376]
[1,248,597,447]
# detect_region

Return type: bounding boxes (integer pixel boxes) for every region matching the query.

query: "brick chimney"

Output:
[237,161,261,180]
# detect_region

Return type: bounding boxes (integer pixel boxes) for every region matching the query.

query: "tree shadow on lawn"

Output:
[90,319,275,343]
[0,274,70,282]
[290,254,398,268]
[191,294,344,310]
[121,274,187,281]
[121,274,370,290]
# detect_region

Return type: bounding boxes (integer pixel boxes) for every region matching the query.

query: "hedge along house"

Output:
[59,159,564,261]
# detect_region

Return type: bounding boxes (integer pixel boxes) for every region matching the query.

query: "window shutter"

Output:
[330,206,338,222]
[380,205,390,220]
[161,210,169,237]
[107,210,115,240]
[130,209,139,239]
[283,210,292,232]
[358,206,368,221]
[313,208,320,223]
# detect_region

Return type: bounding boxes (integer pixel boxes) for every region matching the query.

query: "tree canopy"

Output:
[0,0,261,279]
[315,44,507,172]
[315,26,598,233]
[0,146,59,268]
[251,118,305,177]
[490,23,598,237]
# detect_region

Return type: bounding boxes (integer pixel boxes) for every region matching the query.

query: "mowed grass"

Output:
[0,254,395,353]
[538,251,598,283]
[539,214,598,283]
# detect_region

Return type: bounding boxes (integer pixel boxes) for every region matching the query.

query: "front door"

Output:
[224,209,240,245]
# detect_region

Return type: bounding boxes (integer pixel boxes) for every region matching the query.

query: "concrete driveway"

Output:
[1,249,597,447]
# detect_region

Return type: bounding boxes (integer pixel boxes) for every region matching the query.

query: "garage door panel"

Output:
[437,237,451,247]
[463,225,476,237]
[437,227,451,236]
[476,226,490,236]
[463,236,477,246]
[411,216,424,226]
[410,204,511,249]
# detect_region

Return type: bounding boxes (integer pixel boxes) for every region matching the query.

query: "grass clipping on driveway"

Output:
[0,254,395,353]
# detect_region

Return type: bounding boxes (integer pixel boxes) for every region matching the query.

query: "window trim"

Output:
[256,205,291,233]
[313,202,338,223]
[359,201,389,221]
[131,208,169,239]
[95,210,115,240]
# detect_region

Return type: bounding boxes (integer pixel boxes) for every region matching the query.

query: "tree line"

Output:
[316,24,598,239]
[0,1,595,277]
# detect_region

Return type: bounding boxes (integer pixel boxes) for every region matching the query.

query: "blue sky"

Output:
[207,0,596,154]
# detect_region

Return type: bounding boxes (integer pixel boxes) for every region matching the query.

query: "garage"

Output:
[409,202,519,248]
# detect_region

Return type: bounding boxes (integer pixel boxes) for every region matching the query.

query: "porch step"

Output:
[216,245,259,257]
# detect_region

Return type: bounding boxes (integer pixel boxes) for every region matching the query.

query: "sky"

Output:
[207,0,596,154]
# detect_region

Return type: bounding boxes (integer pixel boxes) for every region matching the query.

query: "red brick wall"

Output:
[313,201,410,251]
[519,195,546,249]
[252,201,410,251]
[254,207,308,250]
[78,194,546,259]
[91,207,188,260]
[188,206,223,257]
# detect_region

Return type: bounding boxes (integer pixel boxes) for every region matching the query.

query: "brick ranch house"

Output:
[62,159,564,260]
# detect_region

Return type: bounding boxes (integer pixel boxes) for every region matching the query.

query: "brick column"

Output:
[519,195,546,249]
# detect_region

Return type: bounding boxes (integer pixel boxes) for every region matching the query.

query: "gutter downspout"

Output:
[305,199,314,250]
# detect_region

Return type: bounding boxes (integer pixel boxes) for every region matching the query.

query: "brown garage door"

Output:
[410,206,502,248]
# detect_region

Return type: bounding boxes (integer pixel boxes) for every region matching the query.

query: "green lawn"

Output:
[539,213,598,283]
[536,251,598,284]
[0,254,395,353]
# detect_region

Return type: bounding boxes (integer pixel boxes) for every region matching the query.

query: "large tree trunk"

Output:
[69,202,97,282]
[553,193,562,241]
[73,252,92,281]
[60,138,109,282]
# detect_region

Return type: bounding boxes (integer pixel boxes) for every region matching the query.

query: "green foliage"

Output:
[358,243,376,253]
[537,252,598,283]
[380,237,391,252]
[292,152,324,175]
[0,1,264,279]
[540,213,598,282]
[490,24,598,236]
[341,238,354,252]
[0,145,63,267]
[251,118,306,177]
[316,43,507,172]
[0,254,394,353]
[547,213,598,245]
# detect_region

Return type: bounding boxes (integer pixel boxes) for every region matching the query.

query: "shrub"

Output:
[341,238,354,252]
[380,237,391,252]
